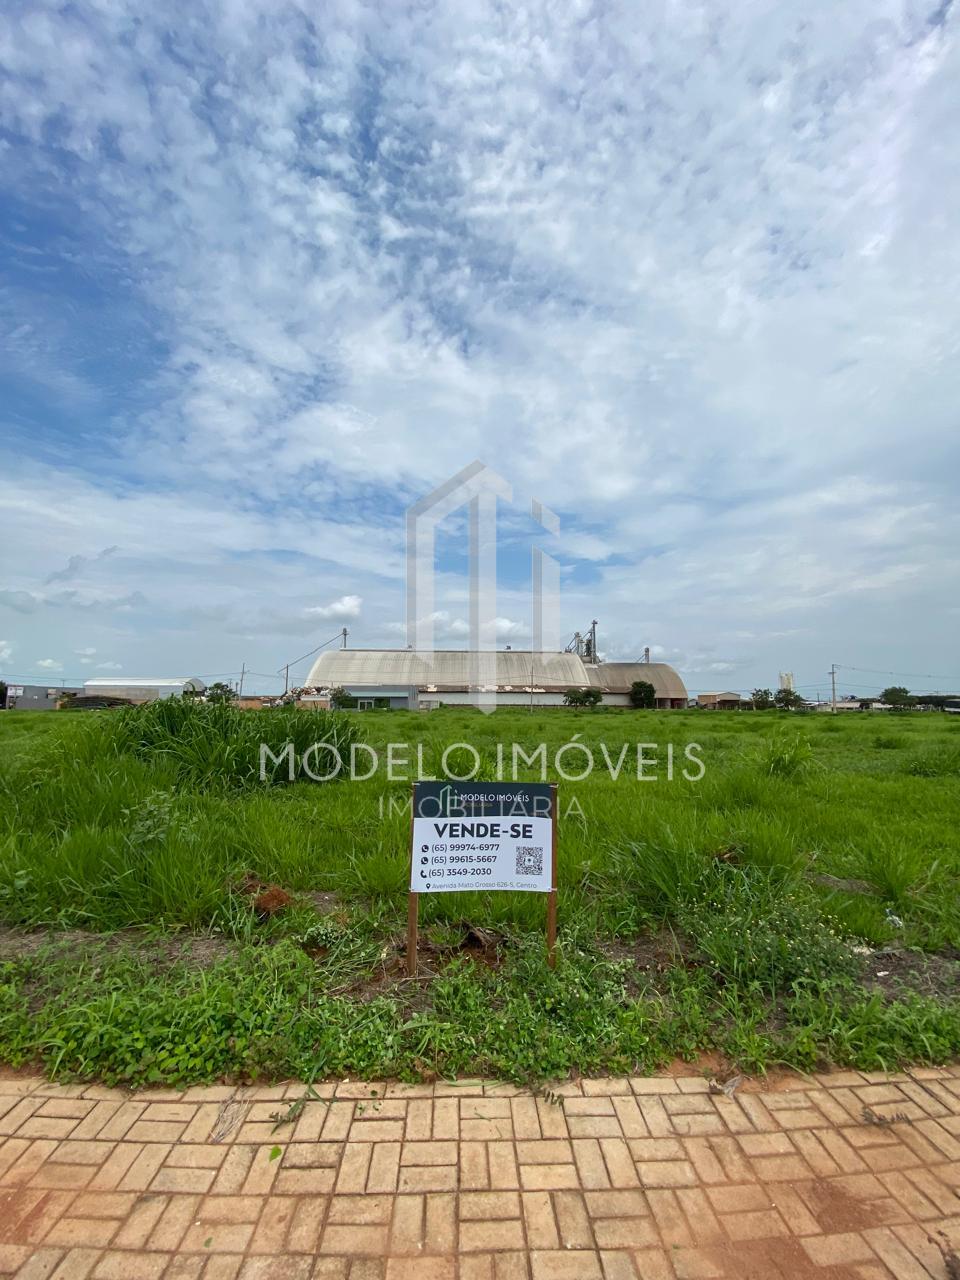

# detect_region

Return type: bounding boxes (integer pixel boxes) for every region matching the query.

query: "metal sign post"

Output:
[406,781,558,977]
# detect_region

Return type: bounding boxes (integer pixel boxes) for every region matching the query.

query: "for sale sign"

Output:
[406,782,558,974]
[411,782,555,894]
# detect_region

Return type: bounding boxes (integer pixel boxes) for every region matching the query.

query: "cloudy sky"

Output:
[1,0,958,698]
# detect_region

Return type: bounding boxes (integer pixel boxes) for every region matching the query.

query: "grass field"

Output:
[1,703,958,1085]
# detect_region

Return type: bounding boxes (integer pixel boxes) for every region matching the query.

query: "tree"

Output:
[629,680,656,709]
[205,681,237,704]
[880,686,913,711]
[563,687,602,708]
[751,688,774,710]
[774,687,804,710]
[0,681,7,710]
[328,686,355,710]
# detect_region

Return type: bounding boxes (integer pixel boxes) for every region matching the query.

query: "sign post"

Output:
[407,781,558,976]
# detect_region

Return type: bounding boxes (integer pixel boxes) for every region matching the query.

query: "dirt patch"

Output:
[860,944,960,1000]
[601,927,697,992]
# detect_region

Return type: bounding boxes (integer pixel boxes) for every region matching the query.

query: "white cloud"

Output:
[0,640,12,665]
[75,647,97,656]
[95,661,122,670]
[304,595,363,621]
[0,2,957,694]
[36,658,62,671]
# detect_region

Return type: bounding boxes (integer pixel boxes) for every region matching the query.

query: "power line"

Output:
[277,631,347,676]
[836,663,960,682]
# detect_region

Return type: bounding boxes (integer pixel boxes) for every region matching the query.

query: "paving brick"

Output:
[801,1232,876,1266]
[629,1079,678,1095]
[365,1142,400,1193]
[510,1098,541,1141]
[210,1146,255,1195]
[425,1191,456,1252]
[515,1140,571,1165]
[534,1100,567,1141]
[530,1250,603,1279]
[520,1191,558,1249]
[563,1098,615,1117]
[459,1192,521,1220]
[598,1140,638,1188]
[601,1249,640,1280]
[553,1191,593,1249]
[48,1248,103,1280]
[609,1099,646,1140]
[397,1164,457,1192]
[384,1260,456,1280]
[247,1195,298,1254]
[571,1139,610,1190]
[722,1209,788,1241]
[181,1220,256,1253]
[460,1220,526,1252]
[403,1100,432,1142]
[487,1143,519,1190]
[388,1194,424,1254]
[111,1194,169,1249]
[451,1141,485,1190]
[461,1119,514,1142]
[146,1192,201,1250]
[591,1218,658,1250]
[399,1140,457,1166]
[237,1259,314,1280]
[117,1145,172,1192]
[42,1219,119,1250]
[519,1163,579,1191]
[645,1188,693,1248]
[286,1195,326,1253]
[92,1251,167,1279]
[149,1165,216,1193]
[584,1189,647,1218]
[675,1188,722,1243]
[432,1100,459,1141]
[7,1247,64,1280]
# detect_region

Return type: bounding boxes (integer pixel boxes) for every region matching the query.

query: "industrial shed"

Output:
[82,677,206,704]
[305,650,687,709]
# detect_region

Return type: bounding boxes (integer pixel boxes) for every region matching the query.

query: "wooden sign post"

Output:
[406,781,558,977]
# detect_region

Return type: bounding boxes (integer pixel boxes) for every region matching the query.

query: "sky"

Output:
[1,0,959,700]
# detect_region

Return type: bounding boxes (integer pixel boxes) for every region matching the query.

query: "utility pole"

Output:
[238,664,246,698]
[590,620,598,665]
[830,664,837,714]
[284,664,290,696]
[341,627,348,649]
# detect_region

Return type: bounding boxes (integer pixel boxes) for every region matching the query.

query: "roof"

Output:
[82,677,206,690]
[305,650,687,700]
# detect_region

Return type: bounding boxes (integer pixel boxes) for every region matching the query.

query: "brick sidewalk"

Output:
[2,1068,959,1279]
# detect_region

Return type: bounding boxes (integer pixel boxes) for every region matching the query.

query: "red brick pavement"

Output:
[1,1068,959,1278]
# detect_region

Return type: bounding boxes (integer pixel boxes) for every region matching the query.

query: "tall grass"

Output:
[103,697,364,789]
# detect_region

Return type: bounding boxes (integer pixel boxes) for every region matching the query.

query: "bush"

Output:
[683,867,858,994]
[101,697,364,789]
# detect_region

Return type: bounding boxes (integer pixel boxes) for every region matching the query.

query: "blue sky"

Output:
[1,0,959,698]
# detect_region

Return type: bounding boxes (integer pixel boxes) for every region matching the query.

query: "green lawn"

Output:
[0,703,958,1085]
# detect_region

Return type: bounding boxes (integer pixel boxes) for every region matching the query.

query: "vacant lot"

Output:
[0,703,958,1086]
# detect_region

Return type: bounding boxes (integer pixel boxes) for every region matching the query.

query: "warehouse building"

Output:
[305,650,687,709]
[2,684,82,710]
[82,677,206,704]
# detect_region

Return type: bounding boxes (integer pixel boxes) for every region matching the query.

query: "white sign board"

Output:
[410,782,555,894]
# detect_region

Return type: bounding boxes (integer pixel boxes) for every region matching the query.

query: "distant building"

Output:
[82,677,206,704]
[696,692,744,710]
[2,684,81,711]
[304,650,688,709]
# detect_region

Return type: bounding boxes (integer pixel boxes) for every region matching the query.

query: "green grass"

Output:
[0,705,958,1083]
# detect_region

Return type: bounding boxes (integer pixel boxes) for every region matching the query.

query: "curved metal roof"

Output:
[305,650,687,699]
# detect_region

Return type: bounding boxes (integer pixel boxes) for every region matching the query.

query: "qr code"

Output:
[516,846,543,876]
